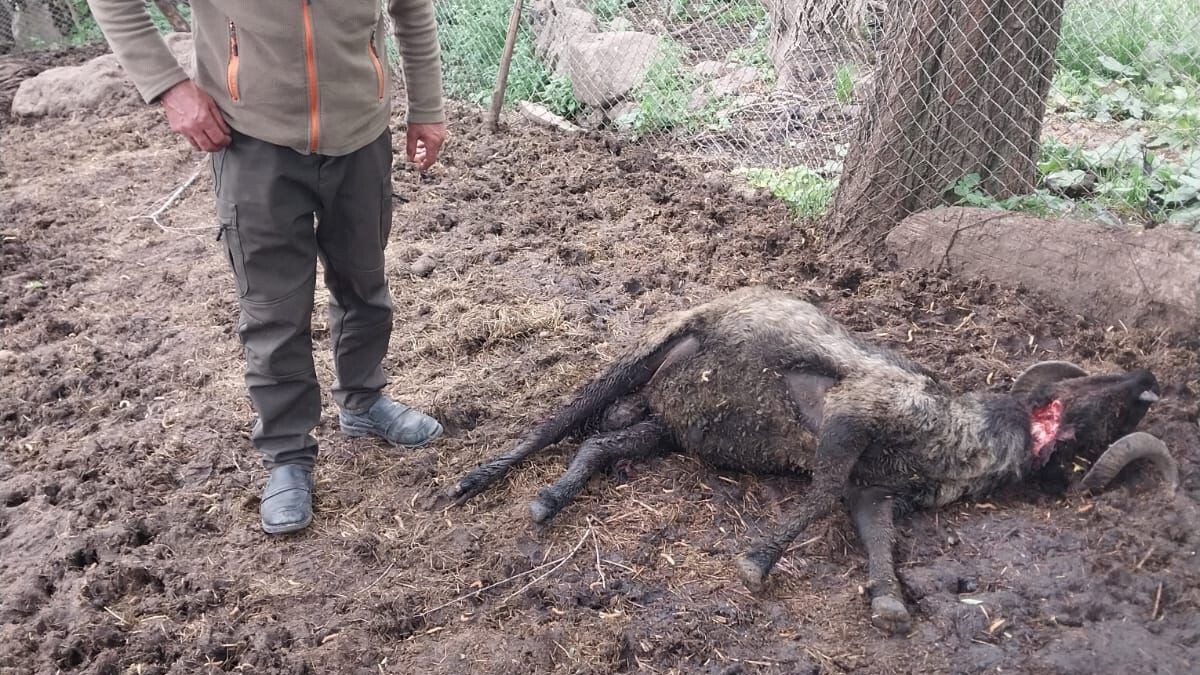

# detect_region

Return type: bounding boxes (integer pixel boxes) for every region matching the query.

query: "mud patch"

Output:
[1,55,1198,673]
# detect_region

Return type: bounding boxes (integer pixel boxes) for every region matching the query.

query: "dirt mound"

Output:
[0,60,37,119]
[1,68,1198,674]
[890,207,1200,333]
[10,33,192,118]
[2,45,108,122]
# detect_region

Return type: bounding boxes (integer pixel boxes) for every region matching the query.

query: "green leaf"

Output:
[1166,204,1200,228]
[951,173,982,198]
[1084,134,1146,168]
[1161,183,1199,204]
[1098,54,1138,77]
[1044,169,1090,191]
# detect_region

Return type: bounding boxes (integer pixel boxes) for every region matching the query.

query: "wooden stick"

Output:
[415,526,592,618]
[128,159,207,234]
[487,0,526,133]
[498,526,592,605]
[153,0,190,32]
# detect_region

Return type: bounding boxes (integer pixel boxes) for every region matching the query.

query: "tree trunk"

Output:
[764,0,880,89]
[825,0,1064,253]
[153,0,190,32]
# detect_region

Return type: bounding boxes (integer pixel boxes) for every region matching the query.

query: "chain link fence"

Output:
[0,1,190,54]
[1,1,90,54]
[433,0,1200,229]
[3,1,1197,229]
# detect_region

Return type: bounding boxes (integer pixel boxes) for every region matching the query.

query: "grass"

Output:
[737,166,839,219]
[728,27,775,84]
[707,0,768,27]
[833,63,856,105]
[942,138,1200,229]
[433,0,582,116]
[626,39,696,137]
[1036,1,1200,229]
[63,0,188,46]
[1057,0,1200,81]
[588,0,631,23]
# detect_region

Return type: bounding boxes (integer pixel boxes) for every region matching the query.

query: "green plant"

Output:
[951,135,1200,230]
[1057,0,1200,81]
[627,40,695,136]
[738,166,839,218]
[588,0,630,23]
[147,2,192,34]
[709,0,768,27]
[946,174,1073,217]
[729,34,774,84]
[434,0,559,108]
[535,74,585,119]
[833,63,856,105]
[65,0,103,45]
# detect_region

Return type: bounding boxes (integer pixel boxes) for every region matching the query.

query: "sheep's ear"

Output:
[1011,361,1088,395]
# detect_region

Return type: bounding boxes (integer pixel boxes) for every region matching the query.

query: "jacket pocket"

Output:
[218,200,249,297]
[227,21,241,102]
[368,29,385,100]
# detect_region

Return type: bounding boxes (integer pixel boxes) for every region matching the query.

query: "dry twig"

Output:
[128,159,207,233]
[416,526,594,619]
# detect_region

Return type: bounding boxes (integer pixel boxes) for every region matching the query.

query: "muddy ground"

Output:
[2,61,1199,675]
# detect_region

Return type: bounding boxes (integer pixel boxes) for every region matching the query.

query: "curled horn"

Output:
[1011,360,1088,395]
[1080,432,1179,494]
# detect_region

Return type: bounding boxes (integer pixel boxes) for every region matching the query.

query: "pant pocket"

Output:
[379,187,393,251]
[218,199,250,297]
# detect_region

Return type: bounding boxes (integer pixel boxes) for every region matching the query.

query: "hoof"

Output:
[870,595,912,635]
[529,491,559,525]
[447,475,482,504]
[735,555,768,592]
[447,463,506,505]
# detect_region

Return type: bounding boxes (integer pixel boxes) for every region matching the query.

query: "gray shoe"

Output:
[339,396,443,447]
[260,464,314,535]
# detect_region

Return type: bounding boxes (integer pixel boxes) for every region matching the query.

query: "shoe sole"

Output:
[261,512,313,535]
[340,421,444,448]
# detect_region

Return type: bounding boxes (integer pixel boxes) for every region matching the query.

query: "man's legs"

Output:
[213,132,322,533]
[313,130,393,413]
[314,130,442,446]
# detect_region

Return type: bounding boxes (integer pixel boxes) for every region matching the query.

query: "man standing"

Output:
[87,1,447,534]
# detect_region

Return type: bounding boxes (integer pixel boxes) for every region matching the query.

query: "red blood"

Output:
[1029,399,1064,460]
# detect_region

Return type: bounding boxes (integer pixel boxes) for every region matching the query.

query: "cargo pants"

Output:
[212,129,394,469]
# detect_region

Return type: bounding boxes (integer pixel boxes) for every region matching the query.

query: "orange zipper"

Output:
[302,0,319,152]
[227,21,240,102]
[368,29,385,100]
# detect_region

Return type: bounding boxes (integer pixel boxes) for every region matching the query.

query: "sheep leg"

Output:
[529,419,669,524]
[736,416,869,591]
[848,487,911,635]
[449,335,698,505]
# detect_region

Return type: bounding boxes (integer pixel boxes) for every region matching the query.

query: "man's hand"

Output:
[406,122,447,170]
[160,80,231,152]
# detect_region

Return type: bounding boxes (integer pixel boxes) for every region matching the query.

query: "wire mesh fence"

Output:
[432,0,1200,230]
[3,1,1197,230]
[0,1,189,54]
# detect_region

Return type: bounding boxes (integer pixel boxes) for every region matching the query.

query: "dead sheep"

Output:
[448,286,1177,634]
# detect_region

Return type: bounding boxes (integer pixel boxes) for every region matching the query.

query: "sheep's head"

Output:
[1012,361,1176,493]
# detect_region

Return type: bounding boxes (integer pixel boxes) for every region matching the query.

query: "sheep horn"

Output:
[1011,360,1088,394]
[1080,432,1179,494]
